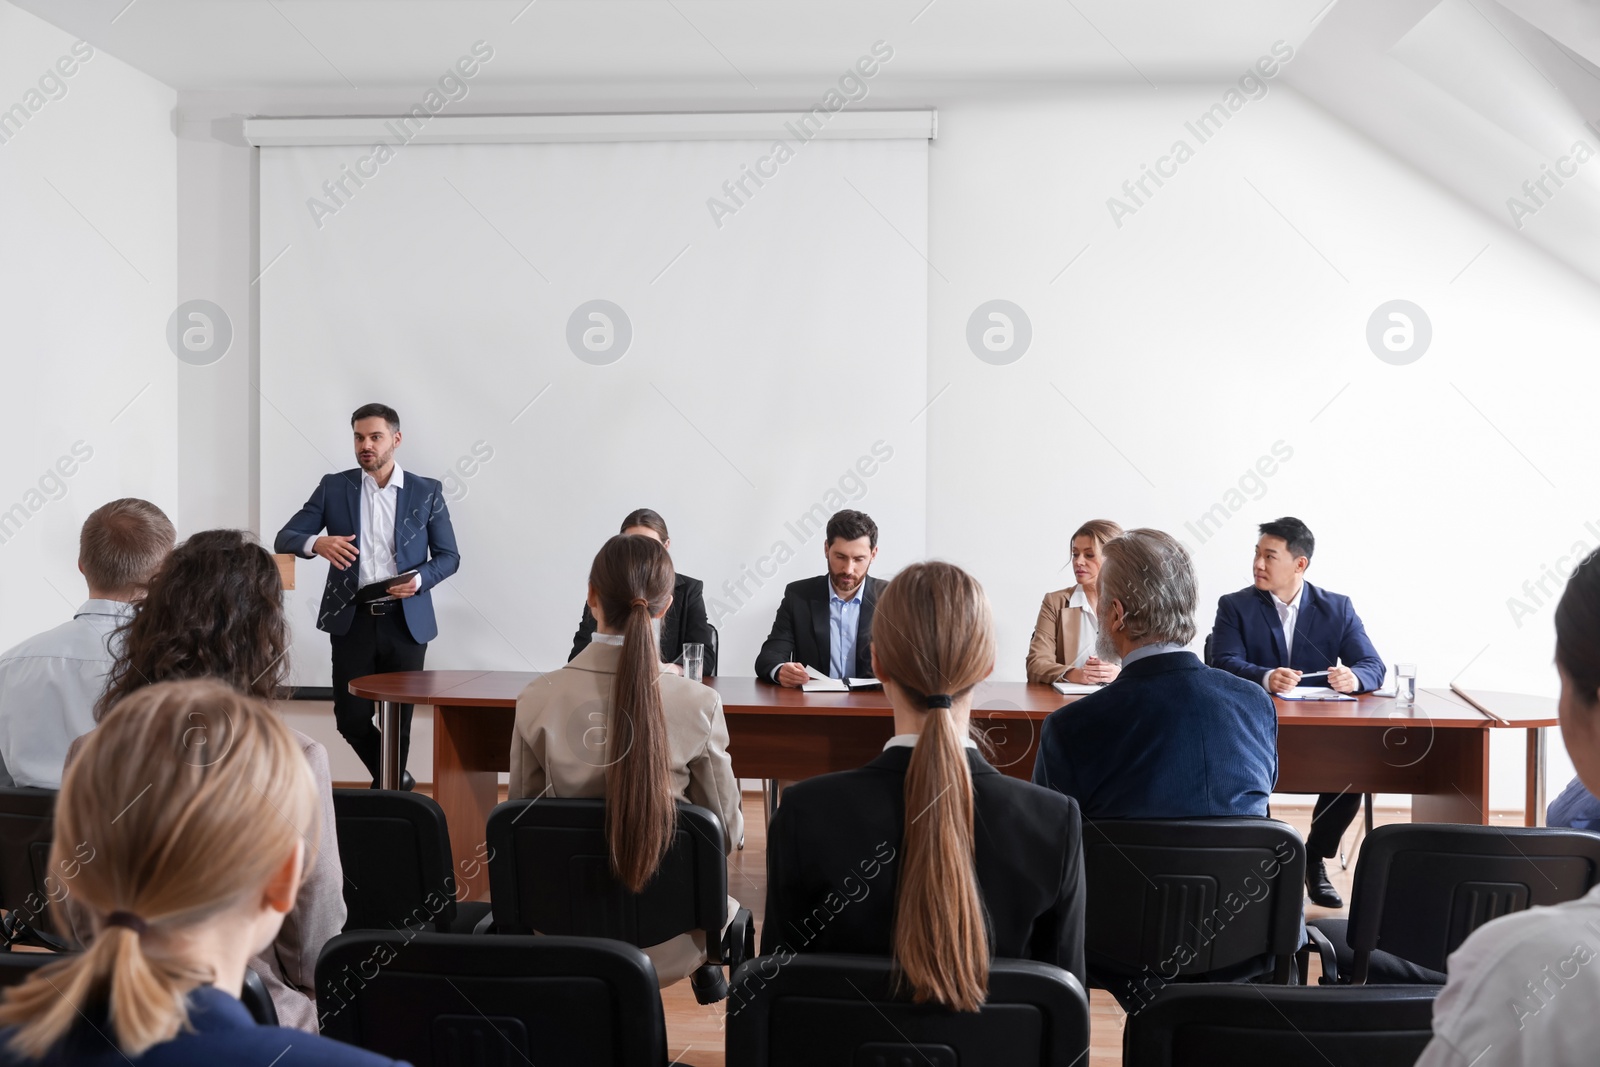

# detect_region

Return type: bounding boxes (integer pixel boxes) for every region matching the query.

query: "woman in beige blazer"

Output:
[1025,519,1125,685]
[512,533,742,986]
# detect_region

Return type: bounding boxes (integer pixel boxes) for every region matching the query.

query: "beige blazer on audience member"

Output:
[1026,585,1099,685]
[510,639,744,984]
[65,727,346,1033]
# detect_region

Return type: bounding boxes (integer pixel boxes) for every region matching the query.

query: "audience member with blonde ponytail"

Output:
[763,561,1086,1009]
[511,533,743,985]
[0,680,404,1066]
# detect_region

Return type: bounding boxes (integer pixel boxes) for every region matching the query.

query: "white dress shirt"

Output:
[1261,582,1304,687]
[0,600,133,788]
[884,732,979,751]
[1066,584,1100,669]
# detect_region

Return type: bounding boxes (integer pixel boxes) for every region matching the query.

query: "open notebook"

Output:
[799,665,883,692]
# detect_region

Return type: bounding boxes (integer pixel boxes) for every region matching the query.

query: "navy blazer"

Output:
[1032,651,1278,818]
[763,745,1086,987]
[0,985,407,1066]
[1210,582,1384,692]
[753,574,887,681]
[274,468,460,643]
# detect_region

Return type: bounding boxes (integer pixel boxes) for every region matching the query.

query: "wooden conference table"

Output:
[349,672,1557,903]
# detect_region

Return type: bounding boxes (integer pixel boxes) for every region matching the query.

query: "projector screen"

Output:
[259,136,929,686]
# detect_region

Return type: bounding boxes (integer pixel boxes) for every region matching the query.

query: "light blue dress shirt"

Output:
[829,584,864,679]
[0,600,133,788]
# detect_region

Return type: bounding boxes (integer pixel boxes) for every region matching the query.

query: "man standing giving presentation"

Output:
[1209,516,1384,909]
[755,510,885,686]
[275,403,460,789]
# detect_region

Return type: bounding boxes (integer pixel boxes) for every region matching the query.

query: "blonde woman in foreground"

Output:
[0,680,406,1067]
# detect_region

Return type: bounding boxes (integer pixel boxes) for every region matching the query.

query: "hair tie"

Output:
[105,911,147,936]
[924,694,953,709]
[630,597,648,609]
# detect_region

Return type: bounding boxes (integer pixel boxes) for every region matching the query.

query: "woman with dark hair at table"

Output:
[568,508,717,674]
[763,561,1085,1007]
[514,533,741,986]
[1417,547,1600,1066]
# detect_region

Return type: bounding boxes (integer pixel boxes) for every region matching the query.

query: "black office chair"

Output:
[1081,817,1309,1009]
[1123,983,1440,1066]
[331,789,492,935]
[486,797,753,1005]
[0,951,277,1025]
[706,624,719,677]
[725,953,1090,1067]
[317,931,667,1067]
[1306,822,1600,984]
[0,787,71,952]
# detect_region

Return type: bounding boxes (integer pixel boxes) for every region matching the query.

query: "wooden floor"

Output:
[656,793,1528,1067]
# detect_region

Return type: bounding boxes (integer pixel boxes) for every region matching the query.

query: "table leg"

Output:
[432,703,513,903]
[1526,726,1547,827]
[378,700,401,789]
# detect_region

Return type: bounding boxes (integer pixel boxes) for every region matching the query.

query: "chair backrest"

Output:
[317,931,666,1067]
[332,789,460,933]
[706,624,719,676]
[1346,822,1600,979]
[486,797,729,957]
[1124,983,1439,1067]
[0,787,68,944]
[1202,633,1214,667]
[725,953,1089,1067]
[1080,818,1306,1000]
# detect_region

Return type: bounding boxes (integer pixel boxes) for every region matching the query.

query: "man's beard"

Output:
[1094,616,1121,665]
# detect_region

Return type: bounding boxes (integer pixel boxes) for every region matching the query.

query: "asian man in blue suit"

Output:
[275,403,460,789]
[1033,528,1278,820]
[1209,516,1384,909]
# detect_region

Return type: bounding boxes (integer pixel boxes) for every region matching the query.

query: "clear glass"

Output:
[1394,662,1417,708]
[681,643,705,683]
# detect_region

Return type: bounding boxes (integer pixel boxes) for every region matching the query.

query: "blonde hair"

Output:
[0,680,316,1058]
[870,561,996,1012]
[1071,519,1123,549]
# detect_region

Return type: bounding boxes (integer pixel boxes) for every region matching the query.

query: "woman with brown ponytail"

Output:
[511,533,743,985]
[763,561,1086,1008]
[0,679,403,1066]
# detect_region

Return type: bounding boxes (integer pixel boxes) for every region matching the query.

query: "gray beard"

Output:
[1094,619,1122,665]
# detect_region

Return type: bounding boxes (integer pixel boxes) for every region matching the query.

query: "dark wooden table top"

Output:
[348,672,1545,727]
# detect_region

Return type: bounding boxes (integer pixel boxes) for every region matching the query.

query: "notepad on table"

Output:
[1052,681,1104,695]
[799,665,882,692]
[1280,686,1356,701]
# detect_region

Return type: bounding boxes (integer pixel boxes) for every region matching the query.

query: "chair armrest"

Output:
[472,908,497,936]
[1305,924,1339,985]
[722,908,755,971]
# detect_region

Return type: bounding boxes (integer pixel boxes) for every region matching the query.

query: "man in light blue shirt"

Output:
[0,498,173,788]
[756,510,887,685]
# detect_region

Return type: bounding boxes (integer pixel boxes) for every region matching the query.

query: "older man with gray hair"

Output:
[1032,528,1278,818]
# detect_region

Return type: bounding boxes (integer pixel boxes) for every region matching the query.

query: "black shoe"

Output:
[371,771,416,791]
[1306,858,1344,909]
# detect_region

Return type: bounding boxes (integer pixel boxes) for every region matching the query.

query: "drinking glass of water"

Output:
[1394,663,1417,708]
[681,643,705,683]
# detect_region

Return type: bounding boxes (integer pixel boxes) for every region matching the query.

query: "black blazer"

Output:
[753,574,887,681]
[762,745,1086,986]
[568,572,717,675]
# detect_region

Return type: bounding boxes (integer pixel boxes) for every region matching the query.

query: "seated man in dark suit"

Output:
[1033,528,1278,819]
[1209,516,1385,909]
[567,508,717,675]
[755,510,886,686]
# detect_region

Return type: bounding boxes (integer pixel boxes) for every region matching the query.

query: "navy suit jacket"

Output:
[274,469,460,643]
[0,985,406,1066]
[1210,582,1384,693]
[1032,651,1278,818]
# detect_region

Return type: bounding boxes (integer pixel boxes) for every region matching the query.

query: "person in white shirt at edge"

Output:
[1416,546,1600,1067]
[0,498,174,788]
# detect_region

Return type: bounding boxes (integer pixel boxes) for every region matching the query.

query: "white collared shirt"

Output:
[1261,582,1304,688]
[883,733,979,751]
[358,463,404,590]
[0,600,134,788]
[1066,584,1100,669]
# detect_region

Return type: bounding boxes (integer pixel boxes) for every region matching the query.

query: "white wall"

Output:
[0,4,176,650]
[166,71,1599,808]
